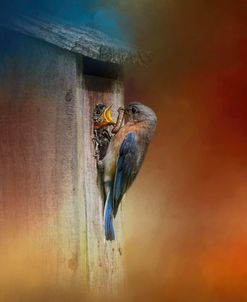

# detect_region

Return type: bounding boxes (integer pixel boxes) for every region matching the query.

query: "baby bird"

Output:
[103,102,157,240]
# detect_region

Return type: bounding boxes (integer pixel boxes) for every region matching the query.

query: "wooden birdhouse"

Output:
[0,15,148,295]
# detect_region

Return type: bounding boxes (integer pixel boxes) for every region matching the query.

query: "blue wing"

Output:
[112,132,139,217]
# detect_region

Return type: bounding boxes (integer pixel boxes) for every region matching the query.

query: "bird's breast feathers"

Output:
[113,121,151,147]
[103,121,152,181]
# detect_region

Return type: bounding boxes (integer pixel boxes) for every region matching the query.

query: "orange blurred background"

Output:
[122,1,247,301]
[1,1,247,301]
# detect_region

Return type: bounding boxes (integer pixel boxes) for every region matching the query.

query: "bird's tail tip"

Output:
[105,214,115,241]
[104,204,115,241]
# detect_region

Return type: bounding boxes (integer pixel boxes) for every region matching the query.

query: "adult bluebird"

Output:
[103,102,157,240]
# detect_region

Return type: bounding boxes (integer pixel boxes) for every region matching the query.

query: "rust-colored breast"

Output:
[112,121,149,151]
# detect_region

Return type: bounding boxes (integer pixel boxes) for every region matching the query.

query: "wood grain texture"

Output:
[1,14,151,65]
[0,30,86,290]
[82,76,124,295]
[0,28,124,295]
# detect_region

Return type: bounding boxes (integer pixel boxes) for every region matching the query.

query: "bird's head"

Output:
[124,102,157,125]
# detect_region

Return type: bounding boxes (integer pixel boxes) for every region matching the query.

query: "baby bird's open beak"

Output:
[103,105,115,125]
[94,105,115,129]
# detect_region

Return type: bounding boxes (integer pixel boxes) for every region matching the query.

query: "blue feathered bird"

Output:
[103,102,157,240]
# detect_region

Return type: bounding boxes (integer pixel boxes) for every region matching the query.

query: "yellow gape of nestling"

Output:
[93,105,115,130]
[103,105,114,126]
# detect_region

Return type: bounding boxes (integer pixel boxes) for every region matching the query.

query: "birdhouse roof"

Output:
[1,14,150,65]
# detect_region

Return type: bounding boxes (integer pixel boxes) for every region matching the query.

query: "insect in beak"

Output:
[124,108,130,116]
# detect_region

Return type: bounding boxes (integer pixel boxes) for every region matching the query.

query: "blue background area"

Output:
[0,0,129,40]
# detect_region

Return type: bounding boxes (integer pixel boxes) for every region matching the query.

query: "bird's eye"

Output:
[131,106,138,114]
[98,104,105,110]
[96,110,101,114]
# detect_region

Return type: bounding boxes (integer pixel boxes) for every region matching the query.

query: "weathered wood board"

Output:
[82,75,124,295]
[1,14,150,65]
[0,29,87,291]
[0,28,124,296]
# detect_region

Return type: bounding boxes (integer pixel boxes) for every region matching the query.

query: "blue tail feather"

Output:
[104,189,115,241]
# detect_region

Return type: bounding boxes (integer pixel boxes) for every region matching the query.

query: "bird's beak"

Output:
[102,105,115,125]
[124,108,130,116]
